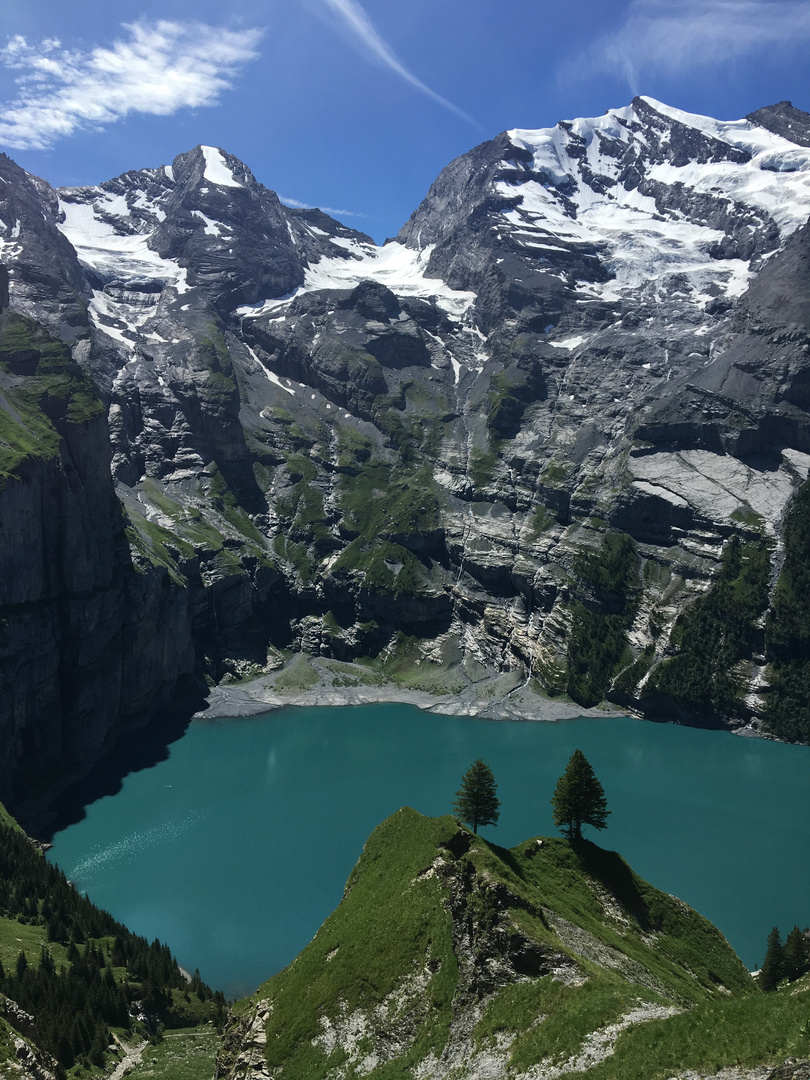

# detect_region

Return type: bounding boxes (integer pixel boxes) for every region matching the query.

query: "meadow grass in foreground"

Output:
[585,974,810,1079]
[132,1027,220,1080]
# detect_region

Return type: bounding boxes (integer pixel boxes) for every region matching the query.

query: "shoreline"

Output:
[193,655,621,724]
[192,655,772,743]
[24,653,767,840]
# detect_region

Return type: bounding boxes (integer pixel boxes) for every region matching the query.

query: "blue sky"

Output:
[2,0,810,241]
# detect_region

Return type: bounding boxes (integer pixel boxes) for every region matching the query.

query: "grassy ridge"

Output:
[232,809,780,1080]
[255,810,459,1077]
[584,977,810,1079]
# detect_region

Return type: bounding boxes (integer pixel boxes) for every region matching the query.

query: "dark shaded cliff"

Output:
[0,308,198,821]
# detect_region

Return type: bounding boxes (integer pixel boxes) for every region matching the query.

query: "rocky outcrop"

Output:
[766,1063,810,1080]
[747,101,810,147]
[214,999,272,1080]
[215,810,757,1079]
[0,997,58,1080]
[0,154,88,337]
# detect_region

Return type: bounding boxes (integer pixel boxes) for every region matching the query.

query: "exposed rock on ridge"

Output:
[214,809,760,1079]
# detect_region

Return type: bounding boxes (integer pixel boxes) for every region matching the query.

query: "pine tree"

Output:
[760,925,785,991]
[16,949,28,979]
[452,759,501,834]
[783,925,810,983]
[551,749,610,841]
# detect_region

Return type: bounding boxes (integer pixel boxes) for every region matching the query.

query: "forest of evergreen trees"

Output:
[645,537,771,715]
[764,478,810,741]
[0,813,225,1074]
[759,923,810,992]
[566,531,641,707]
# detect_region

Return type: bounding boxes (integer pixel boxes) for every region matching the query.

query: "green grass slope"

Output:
[219,809,808,1080]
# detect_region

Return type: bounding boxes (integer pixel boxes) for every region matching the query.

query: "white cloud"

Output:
[321,0,478,127]
[0,20,263,151]
[280,195,366,218]
[571,0,810,92]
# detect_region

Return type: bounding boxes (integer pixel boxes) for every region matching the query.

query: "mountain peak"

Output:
[168,144,255,193]
[747,99,810,147]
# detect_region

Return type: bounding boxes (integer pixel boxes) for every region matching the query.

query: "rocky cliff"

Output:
[0,307,198,821]
[2,97,810,816]
[214,808,809,1080]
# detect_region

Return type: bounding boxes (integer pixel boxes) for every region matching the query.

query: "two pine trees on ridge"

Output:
[452,752,810,991]
[452,749,609,840]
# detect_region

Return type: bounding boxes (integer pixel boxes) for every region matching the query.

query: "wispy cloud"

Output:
[280,194,366,218]
[321,0,478,127]
[568,0,810,92]
[0,20,263,151]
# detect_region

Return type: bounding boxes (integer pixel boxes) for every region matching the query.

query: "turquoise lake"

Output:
[47,705,810,1001]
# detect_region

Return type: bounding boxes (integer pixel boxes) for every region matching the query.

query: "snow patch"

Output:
[57,197,189,290]
[237,241,476,322]
[200,146,243,188]
[553,335,588,351]
[0,229,23,260]
[88,290,143,349]
[101,193,130,216]
[246,346,295,395]
[503,98,810,310]
[192,210,225,238]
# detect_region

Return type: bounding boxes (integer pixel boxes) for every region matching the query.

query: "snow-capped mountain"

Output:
[2,96,810,814]
[402,96,810,302]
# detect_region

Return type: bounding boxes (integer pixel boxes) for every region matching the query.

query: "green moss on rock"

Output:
[0,312,105,487]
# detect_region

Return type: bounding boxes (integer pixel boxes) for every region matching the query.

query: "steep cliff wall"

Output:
[0,309,198,820]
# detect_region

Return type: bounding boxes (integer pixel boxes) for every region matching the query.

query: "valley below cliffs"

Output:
[2,96,810,823]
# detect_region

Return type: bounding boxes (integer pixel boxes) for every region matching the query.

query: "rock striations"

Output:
[2,97,810,817]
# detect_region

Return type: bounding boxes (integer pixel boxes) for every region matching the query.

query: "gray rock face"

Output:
[2,97,810,814]
[0,154,88,335]
[747,101,810,147]
[0,311,198,821]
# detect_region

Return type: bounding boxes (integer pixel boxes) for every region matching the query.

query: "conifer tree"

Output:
[551,749,610,841]
[783,925,810,983]
[452,759,501,834]
[760,925,785,991]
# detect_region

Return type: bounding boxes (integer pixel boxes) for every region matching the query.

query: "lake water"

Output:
[47,705,810,1001]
